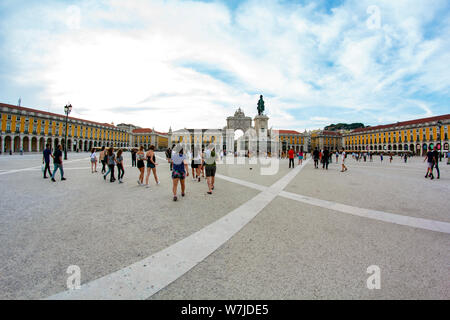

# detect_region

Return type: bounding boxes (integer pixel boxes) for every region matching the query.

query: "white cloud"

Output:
[1,0,449,132]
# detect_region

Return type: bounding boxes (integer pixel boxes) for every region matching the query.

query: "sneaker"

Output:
[61,177,66,181]
[51,178,56,182]
[207,191,212,195]
[145,184,150,188]
[198,177,200,182]
[173,196,177,201]
[43,176,48,179]
[119,180,123,184]
[104,175,106,181]
[181,193,185,197]
[157,181,160,185]
[137,180,141,185]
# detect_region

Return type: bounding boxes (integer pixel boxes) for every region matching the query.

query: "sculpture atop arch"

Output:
[226,107,252,132]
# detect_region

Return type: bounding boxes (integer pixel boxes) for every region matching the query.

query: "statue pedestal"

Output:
[254,115,269,137]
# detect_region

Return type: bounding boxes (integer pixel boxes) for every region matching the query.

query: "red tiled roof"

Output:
[321,130,342,136]
[352,114,450,133]
[132,128,153,133]
[0,102,119,129]
[277,130,301,134]
[132,128,167,135]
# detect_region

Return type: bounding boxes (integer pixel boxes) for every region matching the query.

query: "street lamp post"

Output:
[437,120,442,162]
[64,103,72,160]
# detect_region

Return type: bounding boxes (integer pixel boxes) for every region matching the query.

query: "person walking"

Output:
[116,149,125,183]
[90,148,98,173]
[432,146,440,179]
[131,149,137,167]
[200,148,206,178]
[424,147,435,180]
[298,150,304,165]
[42,143,52,179]
[322,148,329,170]
[136,146,145,185]
[144,145,160,188]
[99,146,106,174]
[340,149,348,172]
[166,146,173,171]
[404,153,408,163]
[313,148,319,169]
[335,151,339,163]
[288,147,295,168]
[205,147,217,194]
[193,150,202,181]
[103,147,116,182]
[380,153,384,163]
[171,148,189,201]
[51,144,66,182]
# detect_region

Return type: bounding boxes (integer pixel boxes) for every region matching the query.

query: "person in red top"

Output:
[288,147,295,168]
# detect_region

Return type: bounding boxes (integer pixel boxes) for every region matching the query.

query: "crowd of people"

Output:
[42,143,446,191]
[48,144,218,201]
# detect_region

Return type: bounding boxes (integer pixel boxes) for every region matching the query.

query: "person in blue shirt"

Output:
[42,144,52,179]
[171,148,189,201]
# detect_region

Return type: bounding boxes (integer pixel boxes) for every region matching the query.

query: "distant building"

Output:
[0,102,129,153]
[343,114,450,155]
[310,130,342,151]
[0,102,169,153]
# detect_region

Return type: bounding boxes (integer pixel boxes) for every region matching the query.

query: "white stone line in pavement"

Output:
[279,191,450,234]
[46,160,310,300]
[215,174,267,191]
[0,158,89,176]
[213,169,450,234]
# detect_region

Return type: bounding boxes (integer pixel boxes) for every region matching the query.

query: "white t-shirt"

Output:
[172,153,186,165]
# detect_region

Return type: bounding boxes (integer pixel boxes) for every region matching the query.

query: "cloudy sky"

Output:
[0,0,449,132]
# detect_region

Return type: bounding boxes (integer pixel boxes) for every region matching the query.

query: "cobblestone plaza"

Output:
[0,152,448,299]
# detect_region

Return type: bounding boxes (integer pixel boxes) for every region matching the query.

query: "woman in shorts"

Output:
[297,150,303,165]
[193,151,202,182]
[116,149,125,183]
[191,155,198,181]
[90,148,97,173]
[144,145,159,188]
[171,148,189,201]
[136,146,146,185]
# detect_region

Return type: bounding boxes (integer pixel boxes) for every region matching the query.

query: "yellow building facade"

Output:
[343,115,450,155]
[1,102,130,153]
[310,130,342,152]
